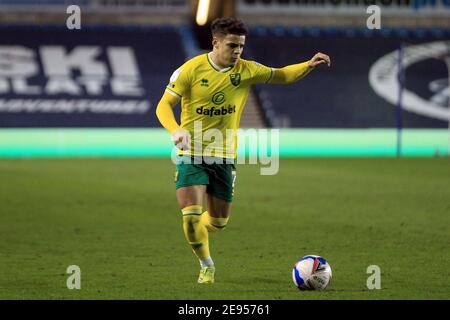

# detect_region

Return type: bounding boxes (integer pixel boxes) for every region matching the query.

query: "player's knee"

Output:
[181,205,203,229]
[208,216,229,232]
[183,214,201,227]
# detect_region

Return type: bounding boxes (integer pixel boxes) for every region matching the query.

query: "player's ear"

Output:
[212,36,219,49]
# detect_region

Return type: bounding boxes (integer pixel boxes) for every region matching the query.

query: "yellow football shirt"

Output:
[165,53,273,159]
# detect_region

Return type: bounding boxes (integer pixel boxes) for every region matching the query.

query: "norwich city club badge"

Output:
[229,73,241,86]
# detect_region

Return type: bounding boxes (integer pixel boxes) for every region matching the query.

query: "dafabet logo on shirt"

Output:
[212,92,226,105]
[196,91,236,117]
[196,105,236,117]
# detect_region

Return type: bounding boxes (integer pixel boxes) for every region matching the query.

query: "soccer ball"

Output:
[292,255,332,291]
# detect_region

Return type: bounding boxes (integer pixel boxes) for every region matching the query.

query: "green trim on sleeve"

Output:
[165,86,182,98]
[265,68,274,84]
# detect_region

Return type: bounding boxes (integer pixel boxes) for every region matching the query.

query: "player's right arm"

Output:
[155,91,181,133]
[155,64,192,150]
[156,92,191,151]
[156,68,191,150]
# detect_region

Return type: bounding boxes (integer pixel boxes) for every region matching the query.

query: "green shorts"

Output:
[174,155,237,203]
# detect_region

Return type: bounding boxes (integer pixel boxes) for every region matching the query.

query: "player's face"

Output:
[214,34,245,67]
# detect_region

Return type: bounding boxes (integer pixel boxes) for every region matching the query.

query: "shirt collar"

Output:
[208,52,232,73]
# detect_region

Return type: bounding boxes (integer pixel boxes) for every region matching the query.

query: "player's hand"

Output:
[308,52,331,68]
[172,128,191,151]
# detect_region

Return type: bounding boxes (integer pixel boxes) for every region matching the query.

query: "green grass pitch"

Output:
[0,158,449,299]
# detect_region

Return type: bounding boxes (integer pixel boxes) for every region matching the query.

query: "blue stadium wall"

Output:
[0,25,448,157]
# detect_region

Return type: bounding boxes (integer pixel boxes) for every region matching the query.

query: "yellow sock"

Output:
[182,205,210,260]
[201,211,229,232]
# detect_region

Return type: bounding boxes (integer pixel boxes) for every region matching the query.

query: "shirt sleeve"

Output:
[248,61,274,85]
[165,64,190,98]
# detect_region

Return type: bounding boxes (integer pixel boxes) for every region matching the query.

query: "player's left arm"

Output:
[270,52,331,84]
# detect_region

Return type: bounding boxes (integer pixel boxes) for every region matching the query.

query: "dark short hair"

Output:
[211,17,248,38]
